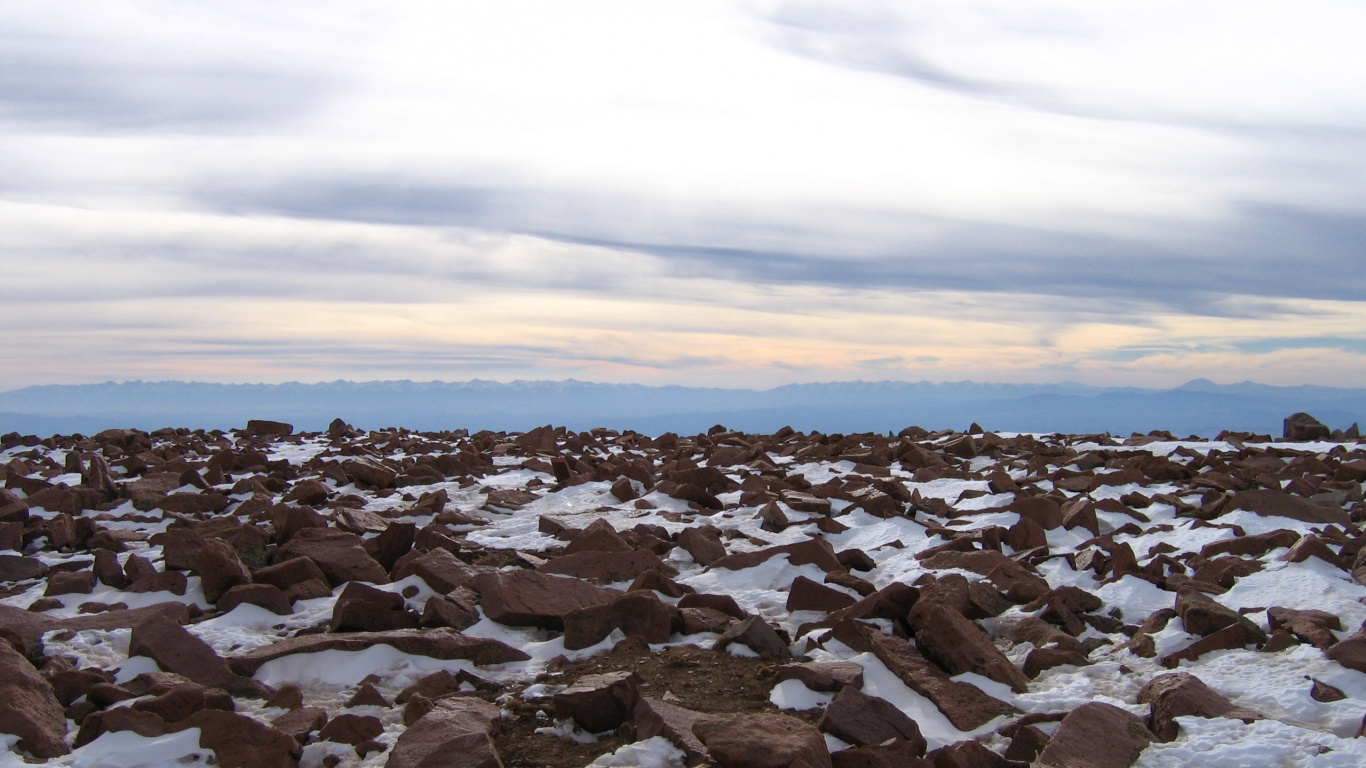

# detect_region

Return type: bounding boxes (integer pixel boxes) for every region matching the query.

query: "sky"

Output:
[3,0,1366,392]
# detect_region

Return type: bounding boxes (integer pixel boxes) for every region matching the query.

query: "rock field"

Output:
[2,413,1366,767]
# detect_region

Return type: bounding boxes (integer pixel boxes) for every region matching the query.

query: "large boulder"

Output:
[385,697,502,768]
[1033,701,1152,768]
[274,527,389,586]
[692,712,833,768]
[0,639,68,758]
[1138,672,1260,742]
[470,569,620,630]
[553,671,642,733]
[817,686,925,752]
[228,628,529,676]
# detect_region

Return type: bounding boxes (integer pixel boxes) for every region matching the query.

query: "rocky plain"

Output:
[1,412,1366,767]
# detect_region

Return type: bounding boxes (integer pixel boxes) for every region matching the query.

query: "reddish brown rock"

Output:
[0,488,27,523]
[341,457,397,488]
[635,697,708,766]
[218,583,293,615]
[44,569,96,596]
[1175,588,1267,643]
[1267,606,1341,649]
[554,671,642,733]
[193,538,252,604]
[692,712,833,768]
[252,556,329,591]
[271,706,328,745]
[330,581,419,632]
[1138,672,1260,742]
[172,709,301,768]
[318,713,384,745]
[711,538,843,573]
[421,587,481,631]
[470,569,620,630]
[1283,412,1330,441]
[562,517,633,554]
[787,575,858,613]
[1228,489,1350,525]
[281,479,329,506]
[392,547,479,593]
[1162,622,1264,667]
[128,615,261,697]
[677,526,727,565]
[835,621,1017,731]
[0,639,69,758]
[680,606,736,634]
[1033,701,1152,768]
[831,739,931,768]
[563,590,673,650]
[538,549,677,583]
[678,592,746,620]
[228,628,529,676]
[1024,648,1092,678]
[716,615,791,659]
[817,686,925,751]
[385,696,502,768]
[913,604,1030,693]
[777,660,865,692]
[274,527,389,586]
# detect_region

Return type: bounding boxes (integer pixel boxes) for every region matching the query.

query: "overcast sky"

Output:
[3,0,1365,391]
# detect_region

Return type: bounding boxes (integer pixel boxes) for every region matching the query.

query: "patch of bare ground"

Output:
[496,643,809,767]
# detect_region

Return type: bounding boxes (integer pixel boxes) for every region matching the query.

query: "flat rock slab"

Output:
[1034,701,1153,768]
[228,628,530,676]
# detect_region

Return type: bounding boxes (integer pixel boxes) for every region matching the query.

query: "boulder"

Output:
[392,547,480,593]
[1175,588,1267,643]
[228,628,529,676]
[0,639,69,758]
[330,581,419,632]
[218,583,293,615]
[777,661,865,692]
[341,457,397,488]
[817,686,925,751]
[634,697,708,766]
[563,590,673,650]
[1228,489,1350,525]
[385,697,502,768]
[1283,412,1331,441]
[193,538,252,604]
[912,604,1030,693]
[562,518,633,554]
[172,709,300,768]
[693,712,832,768]
[553,671,642,733]
[274,527,389,586]
[716,615,791,659]
[787,575,858,613]
[128,616,262,697]
[538,549,677,583]
[470,569,620,630]
[1033,701,1152,768]
[1138,672,1260,742]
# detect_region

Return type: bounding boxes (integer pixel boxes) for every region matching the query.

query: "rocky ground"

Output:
[1,413,1365,767]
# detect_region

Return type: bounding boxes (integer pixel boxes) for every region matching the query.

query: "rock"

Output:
[693,712,833,768]
[0,639,69,758]
[677,527,727,565]
[367,521,415,571]
[1161,622,1264,666]
[392,547,480,593]
[385,697,502,768]
[716,615,791,659]
[1024,648,1092,678]
[777,661,865,692]
[470,569,620,630]
[538,549,677,583]
[1138,672,1260,742]
[1033,701,1152,768]
[218,583,293,615]
[1200,529,1301,559]
[554,671,642,733]
[44,569,96,596]
[610,477,639,502]
[129,679,235,724]
[128,616,262,697]
[244,419,294,437]
[1267,606,1341,649]
[282,479,330,506]
[341,457,397,488]
[91,549,126,588]
[830,739,931,768]
[562,517,633,554]
[787,575,858,613]
[252,556,329,591]
[563,590,673,650]
[318,713,384,745]
[0,489,28,523]
[331,581,419,632]
[193,538,252,604]
[912,604,1030,693]
[421,587,482,631]
[271,706,328,745]
[634,697,708,766]
[172,709,300,768]
[1175,588,1267,643]
[817,686,925,751]
[680,606,736,634]
[711,538,844,573]
[1283,412,1331,441]
[678,592,746,620]
[835,621,1017,731]
[228,628,529,676]
[629,569,689,597]
[274,527,390,586]
[349,682,392,707]
[1228,489,1350,525]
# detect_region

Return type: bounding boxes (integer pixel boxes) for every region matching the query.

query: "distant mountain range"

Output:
[1,378,1364,438]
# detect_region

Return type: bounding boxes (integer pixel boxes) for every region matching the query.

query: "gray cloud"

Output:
[189,176,1366,314]
[0,13,346,133]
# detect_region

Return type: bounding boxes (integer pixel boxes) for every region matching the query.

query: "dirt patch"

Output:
[495,643,813,767]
